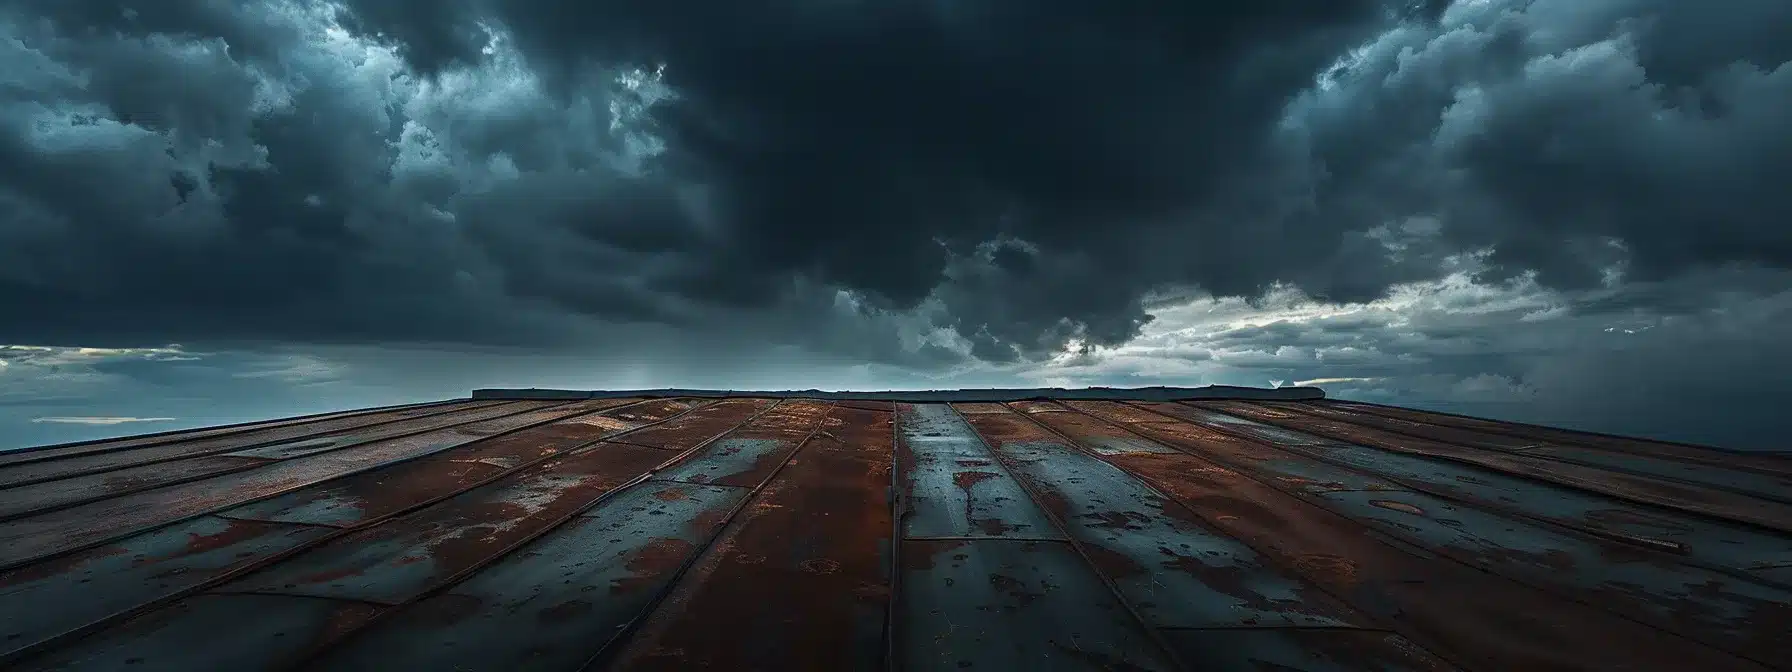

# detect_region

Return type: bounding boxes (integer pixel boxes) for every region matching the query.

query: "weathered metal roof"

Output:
[0,387,1787,671]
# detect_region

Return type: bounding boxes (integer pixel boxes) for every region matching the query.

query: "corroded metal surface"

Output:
[894,403,1062,540]
[0,400,498,488]
[1272,401,1792,504]
[1195,401,1792,535]
[4,391,1788,671]
[613,405,893,671]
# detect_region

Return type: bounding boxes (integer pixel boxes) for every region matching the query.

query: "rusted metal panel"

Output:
[1157,630,1457,672]
[835,400,895,413]
[1112,404,1792,577]
[1006,403,1179,455]
[1272,401,1792,504]
[607,398,711,424]
[1005,399,1069,414]
[301,482,748,672]
[13,594,379,671]
[1123,407,1792,665]
[0,400,587,569]
[895,403,1063,540]
[1095,449,1763,671]
[0,399,461,469]
[0,401,502,489]
[0,455,269,521]
[218,442,675,604]
[217,398,684,528]
[1057,399,1168,424]
[613,405,894,671]
[1193,402,1792,536]
[0,515,329,660]
[1326,400,1792,476]
[1320,488,1792,664]
[296,404,833,670]
[959,411,1362,630]
[896,539,1178,671]
[652,400,834,488]
[606,398,776,449]
[951,402,1012,414]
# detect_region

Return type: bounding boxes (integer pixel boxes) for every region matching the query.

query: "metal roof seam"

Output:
[0,397,702,666]
[572,401,840,672]
[952,402,1190,672]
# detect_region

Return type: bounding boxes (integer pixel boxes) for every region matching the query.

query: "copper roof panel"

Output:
[0,386,1785,671]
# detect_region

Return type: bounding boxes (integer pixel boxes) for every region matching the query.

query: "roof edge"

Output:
[468,385,1325,403]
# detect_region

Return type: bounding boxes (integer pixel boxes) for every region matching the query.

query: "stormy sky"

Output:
[2,0,1789,450]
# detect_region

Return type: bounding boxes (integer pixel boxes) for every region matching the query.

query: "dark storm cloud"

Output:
[2,0,1789,368]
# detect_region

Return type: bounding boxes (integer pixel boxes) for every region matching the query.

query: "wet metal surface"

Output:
[302,483,748,672]
[8,391,1791,671]
[1198,401,1792,537]
[1265,402,1792,506]
[0,400,461,468]
[0,401,498,489]
[605,398,775,449]
[0,515,329,659]
[959,410,1361,630]
[897,539,1177,671]
[614,406,893,672]
[219,442,681,604]
[1010,403,1179,455]
[1325,400,1792,477]
[0,401,580,569]
[1127,403,1792,577]
[14,594,379,672]
[1158,630,1456,672]
[895,403,1063,540]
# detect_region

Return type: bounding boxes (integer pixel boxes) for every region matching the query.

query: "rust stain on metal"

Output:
[219,442,673,604]
[1094,439,1769,670]
[0,401,494,478]
[1200,401,1792,536]
[0,400,583,570]
[1326,400,1792,478]
[614,406,893,672]
[8,392,1792,671]
[606,398,774,449]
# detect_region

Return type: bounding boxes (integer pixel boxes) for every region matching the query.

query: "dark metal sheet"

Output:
[0,401,500,488]
[652,400,834,487]
[0,515,328,659]
[1197,402,1792,535]
[1319,489,1792,664]
[613,406,894,671]
[1158,630,1456,672]
[297,482,747,672]
[1125,407,1792,664]
[1009,403,1179,455]
[1099,448,1764,671]
[835,400,895,413]
[219,443,674,604]
[1117,404,1792,576]
[895,403,1062,540]
[0,400,462,469]
[13,593,379,672]
[1006,400,1069,414]
[1271,401,1792,505]
[960,411,1361,630]
[217,398,670,528]
[0,401,585,569]
[896,539,1177,671]
[0,455,268,521]
[606,398,776,449]
[607,398,711,424]
[1057,400,1169,424]
[1326,400,1792,477]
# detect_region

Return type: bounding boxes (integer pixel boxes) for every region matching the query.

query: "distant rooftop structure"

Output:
[0,386,1787,671]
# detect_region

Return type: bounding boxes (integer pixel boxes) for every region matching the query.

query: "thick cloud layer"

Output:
[1,1,1790,449]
